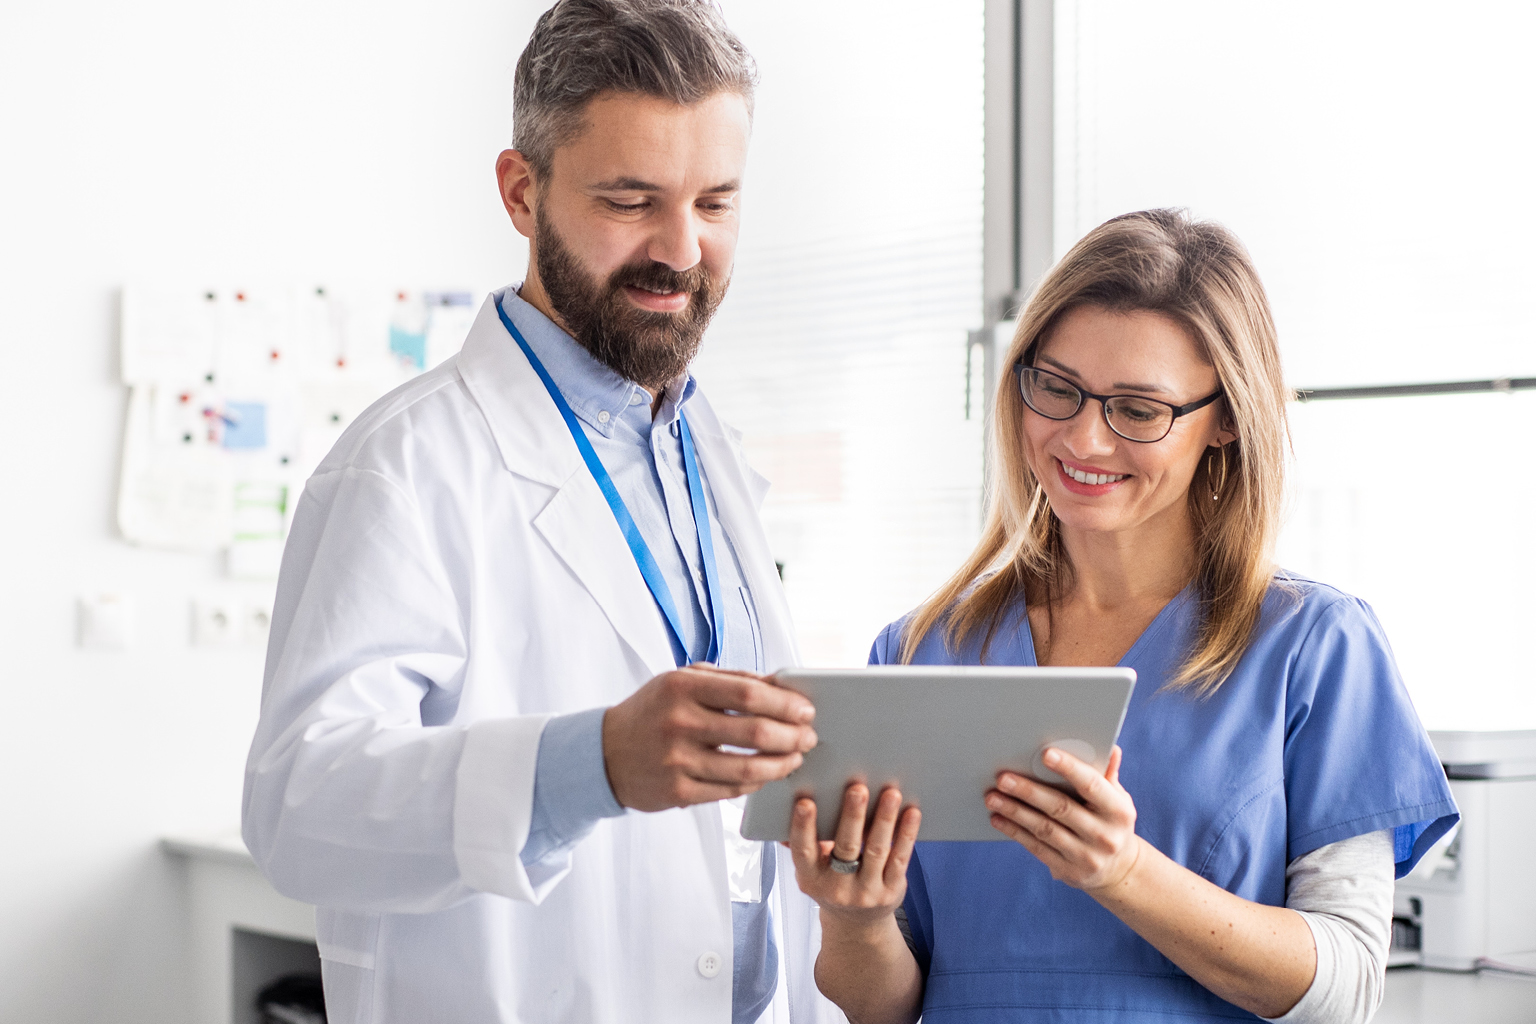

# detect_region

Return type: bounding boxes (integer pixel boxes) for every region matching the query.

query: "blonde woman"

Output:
[788,211,1457,1024]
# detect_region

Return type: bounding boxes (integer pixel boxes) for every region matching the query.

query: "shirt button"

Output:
[629,392,645,405]
[597,410,610,423]
[696,951,722,979]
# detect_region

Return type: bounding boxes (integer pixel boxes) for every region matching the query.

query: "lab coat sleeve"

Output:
[243,463,555,912]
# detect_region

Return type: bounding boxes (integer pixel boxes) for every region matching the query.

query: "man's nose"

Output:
[646,206,703,272]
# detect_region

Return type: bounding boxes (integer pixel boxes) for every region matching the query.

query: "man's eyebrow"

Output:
[589,177,663,192]
[1036,354,1167,394]
[587,177,741,194]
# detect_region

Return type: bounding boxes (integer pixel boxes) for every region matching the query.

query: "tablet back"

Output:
[741,665,1136,843]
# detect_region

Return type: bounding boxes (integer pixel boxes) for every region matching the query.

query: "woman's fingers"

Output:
[784,785,915,921]
[995,773,1101,842]
[989,806,1071,872]
[831,783,869,864]
[788,797,822,875]
[884,805,922,888]
[1041,747,1116,811]
[988,747,1143,892]
[857,787,903,883]
[987,788,1092,857]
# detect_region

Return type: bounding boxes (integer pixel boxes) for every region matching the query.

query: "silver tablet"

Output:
[741,665,1136,843]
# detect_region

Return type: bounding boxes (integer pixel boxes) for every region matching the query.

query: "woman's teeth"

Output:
[1062,461,1127,486]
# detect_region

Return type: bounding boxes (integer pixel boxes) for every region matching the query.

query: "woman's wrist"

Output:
[1085,834,1154,906]
[819,905,903,946]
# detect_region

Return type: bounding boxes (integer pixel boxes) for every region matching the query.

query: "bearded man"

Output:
[242,2,842,1022]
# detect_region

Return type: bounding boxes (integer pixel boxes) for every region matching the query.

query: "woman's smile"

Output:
[1056,457,1131,494]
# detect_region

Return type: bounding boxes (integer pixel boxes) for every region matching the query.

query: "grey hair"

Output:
[513,0,758,178]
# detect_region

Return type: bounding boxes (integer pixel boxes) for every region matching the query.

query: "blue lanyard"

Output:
[497,298,725,666]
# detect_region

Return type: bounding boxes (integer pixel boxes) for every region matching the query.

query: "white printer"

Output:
[1390,729,1536,972]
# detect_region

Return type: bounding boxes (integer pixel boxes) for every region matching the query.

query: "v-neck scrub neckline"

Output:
[1014,587,1194,672]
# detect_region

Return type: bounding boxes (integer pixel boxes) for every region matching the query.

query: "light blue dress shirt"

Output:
[501,288,777,1022]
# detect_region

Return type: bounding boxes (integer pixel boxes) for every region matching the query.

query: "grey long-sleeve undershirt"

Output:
[894,829,1394,1024]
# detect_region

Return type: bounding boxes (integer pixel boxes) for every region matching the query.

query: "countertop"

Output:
[1380,966,1534,1023]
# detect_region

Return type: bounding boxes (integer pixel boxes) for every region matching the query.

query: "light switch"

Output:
[79,593,135,651]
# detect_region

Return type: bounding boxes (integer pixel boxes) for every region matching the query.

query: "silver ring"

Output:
[829,853,861,874]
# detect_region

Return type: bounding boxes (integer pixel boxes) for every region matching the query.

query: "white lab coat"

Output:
[242,290,844,1024]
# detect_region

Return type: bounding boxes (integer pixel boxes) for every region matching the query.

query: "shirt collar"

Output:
[499,284,695,437]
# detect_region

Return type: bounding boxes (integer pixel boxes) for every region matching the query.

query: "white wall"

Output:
[0,2,536,1019]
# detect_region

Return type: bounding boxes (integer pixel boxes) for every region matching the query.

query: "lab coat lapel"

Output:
[532,475,678,678]
[458,292,677,677]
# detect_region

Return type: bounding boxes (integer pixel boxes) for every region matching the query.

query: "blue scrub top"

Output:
[870,575,1457,1023]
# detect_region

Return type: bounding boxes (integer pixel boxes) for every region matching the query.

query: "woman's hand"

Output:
[986,745,1143,893]
[789,782,922,926]
[990,745,1317,1017]
[787,783,925,1024]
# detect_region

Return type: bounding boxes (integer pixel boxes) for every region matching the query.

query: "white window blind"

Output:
[1053,0,1536,728]
[701,1,986,665]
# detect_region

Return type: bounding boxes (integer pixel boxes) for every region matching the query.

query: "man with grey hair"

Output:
[243,2,844,1022]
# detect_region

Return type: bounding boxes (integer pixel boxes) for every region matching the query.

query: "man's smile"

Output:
[623,284,690,312]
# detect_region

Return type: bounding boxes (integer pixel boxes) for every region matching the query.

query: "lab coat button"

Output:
[696,951,722,978]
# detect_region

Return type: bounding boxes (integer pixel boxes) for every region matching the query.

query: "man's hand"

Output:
[601,666,817,812]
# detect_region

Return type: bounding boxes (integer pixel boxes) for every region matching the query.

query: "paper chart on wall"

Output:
[117,285,480,577]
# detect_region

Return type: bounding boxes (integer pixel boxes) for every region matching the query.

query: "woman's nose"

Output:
[1061,400,1119,455]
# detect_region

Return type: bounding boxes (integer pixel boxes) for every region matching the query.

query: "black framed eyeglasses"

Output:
[1015,362,1224,443]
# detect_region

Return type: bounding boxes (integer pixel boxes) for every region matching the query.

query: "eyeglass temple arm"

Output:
[1170,390,1225,417]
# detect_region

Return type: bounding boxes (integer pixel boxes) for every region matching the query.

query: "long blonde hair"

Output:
[901,209,1290,693]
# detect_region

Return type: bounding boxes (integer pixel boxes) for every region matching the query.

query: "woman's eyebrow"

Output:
[1037,354,1167,395]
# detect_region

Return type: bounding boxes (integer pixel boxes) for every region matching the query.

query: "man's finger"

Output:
[687,663,773,682]
[676,777,771,806]
[687,749,804,787]
[690,709,817,754]
[690,673,815,725]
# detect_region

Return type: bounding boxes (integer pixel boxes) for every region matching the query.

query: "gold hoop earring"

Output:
[1207,447,1229,502]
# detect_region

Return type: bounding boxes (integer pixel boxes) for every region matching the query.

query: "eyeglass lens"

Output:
[1018,367,1175,443]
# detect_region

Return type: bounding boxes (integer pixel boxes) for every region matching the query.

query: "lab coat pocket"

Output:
[315,907,381,969]
[739,586,763,673]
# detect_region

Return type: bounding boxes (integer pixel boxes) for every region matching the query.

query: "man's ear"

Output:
[496,149,538,240]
